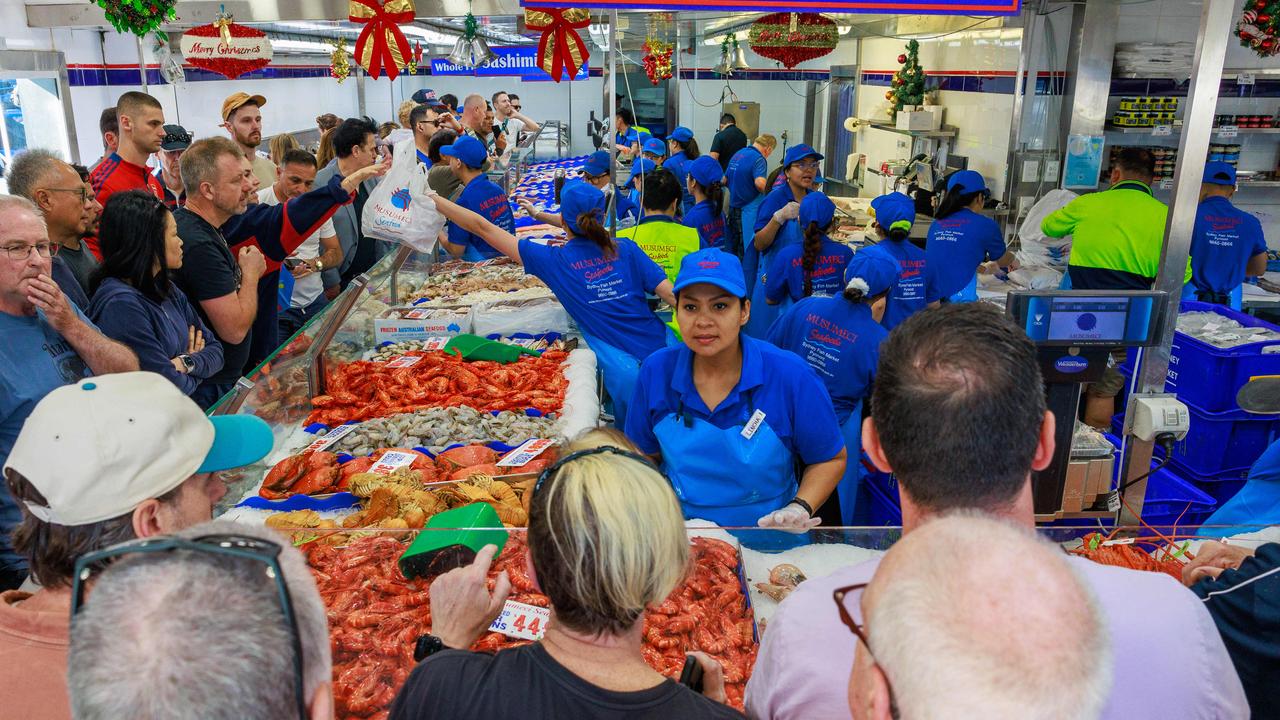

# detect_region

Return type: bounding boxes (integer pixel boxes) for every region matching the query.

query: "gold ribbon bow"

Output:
[525,8,591,83]
[348,0,415,81]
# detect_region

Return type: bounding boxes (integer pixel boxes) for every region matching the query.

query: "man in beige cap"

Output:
[221,92,277,189]
[0,371,274,720]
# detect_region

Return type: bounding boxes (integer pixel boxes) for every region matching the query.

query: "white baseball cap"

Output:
[3,372,274,526]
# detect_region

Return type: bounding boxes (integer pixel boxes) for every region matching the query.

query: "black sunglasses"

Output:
[533,445,663,495]
[72,534,308,720]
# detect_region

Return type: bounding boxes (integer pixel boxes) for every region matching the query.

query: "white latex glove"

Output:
[773,201,801,224]
[757,502,821,533]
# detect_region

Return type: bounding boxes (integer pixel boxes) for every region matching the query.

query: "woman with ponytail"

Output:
[856,191,940,330]
[682,156,728,250]
[665,126,700,214]
[763,192,853,307]
[767,251,895,525]
[432,182,674,424]
[926,170,1015,302]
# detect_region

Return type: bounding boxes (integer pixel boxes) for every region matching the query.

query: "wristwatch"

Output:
[314,259,324,272]
[413,634,449,662]
[178,354,196,372]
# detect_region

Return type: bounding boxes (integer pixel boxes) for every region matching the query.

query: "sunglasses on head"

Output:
[533,445,663,495]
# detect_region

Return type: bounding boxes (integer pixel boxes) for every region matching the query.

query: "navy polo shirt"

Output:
[625,335,845,464]
[925,208,1006,298]
[765,237,855,303]
[519,236,669,358]
[1191,196,1268,295]
[767,297,888,423]
[726,146,768,209]
[451,175,515,259]
[683,200,727,249]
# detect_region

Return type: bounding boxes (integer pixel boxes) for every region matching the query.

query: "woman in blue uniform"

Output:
[766,251,894,525]
[516,151,640,229]
[641,137,667,164]
[764,192,854,306]
[682,156,727,250]
[860,192,940,330]
[925,170,1014,302]
[744,144,823,337]
[433,182,674,424]
[626,248,847,530]
[665,126,699,214]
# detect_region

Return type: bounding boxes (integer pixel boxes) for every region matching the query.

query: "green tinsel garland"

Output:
[94,0,179,38]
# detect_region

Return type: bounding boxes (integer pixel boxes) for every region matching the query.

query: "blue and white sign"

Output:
[431,46,589,81]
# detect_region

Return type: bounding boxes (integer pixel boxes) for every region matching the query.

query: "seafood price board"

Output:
[490,600,551,640]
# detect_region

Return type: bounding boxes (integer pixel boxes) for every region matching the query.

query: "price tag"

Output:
[305,423,358,452]
[1102,537,1136,546]
[369,450,417,475]
[385,355,424,368]
[488,600,550,640]
[404,308,433,319]
[1106,491,1121,513]
[423,336,450,350]
[1152,125,1173,137]
[1240,72,1256,86]
[1216,125,1239,138]
[741,410,767,440]
[498,438,555,467]
[1159,178,1174,190]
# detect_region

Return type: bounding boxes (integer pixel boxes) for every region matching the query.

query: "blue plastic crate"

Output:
[1103,434,1221,530]
[1122,301,1280,412]
[1191,478,1246,506]
[864,472,901,526]
[1170,401,1280,476]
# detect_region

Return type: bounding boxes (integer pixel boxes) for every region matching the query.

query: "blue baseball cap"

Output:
[411,88,437,104]
[626,157,657,188]
[199,414,276,473]
[947,169,989,196]
[642,138,667,157]
[670,126,694,143]
[844,251,900,298]
[674,248,747,297]
[870,192,916,232]
[800,192,836,230]
[440,135,488,169]
[1203,161,1237,186]
[581,150,611,177]
[782,144,824,168]
[559,182,607,237]
[688,155,723,188]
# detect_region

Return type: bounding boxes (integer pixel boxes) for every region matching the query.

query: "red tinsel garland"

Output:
[748,12,837,69]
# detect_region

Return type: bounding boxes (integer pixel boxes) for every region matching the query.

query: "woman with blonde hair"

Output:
[387,431,742,719]
[268,133,300,166]
[314,129,336,170]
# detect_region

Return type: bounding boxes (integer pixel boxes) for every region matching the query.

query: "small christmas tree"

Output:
[889,40,926,118]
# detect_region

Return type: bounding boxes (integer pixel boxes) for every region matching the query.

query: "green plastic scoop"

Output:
[398,503,509,580]
[443,334,541,364]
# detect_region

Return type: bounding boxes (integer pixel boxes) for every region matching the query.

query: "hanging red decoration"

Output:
[897,53,907,64]
[748,12,838,70]
[524,8,591,82]
[180,20,273,79]
[1238,3,1280,57]
[642,38,673,85]
[348,0,415,80]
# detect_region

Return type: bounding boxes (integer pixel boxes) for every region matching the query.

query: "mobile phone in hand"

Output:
[283,257,303,270]
[678,654,704,693]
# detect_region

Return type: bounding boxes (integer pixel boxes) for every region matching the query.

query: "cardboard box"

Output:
[373,307,471,342]
[896,108,942,131]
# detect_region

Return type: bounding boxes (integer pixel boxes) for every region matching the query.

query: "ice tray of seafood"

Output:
[407,258,550,305]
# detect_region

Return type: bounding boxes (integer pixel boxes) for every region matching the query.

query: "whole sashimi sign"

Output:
[519,0,1017,13]
[180,22,273,79]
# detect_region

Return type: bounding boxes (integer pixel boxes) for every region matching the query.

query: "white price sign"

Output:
[1152,125,1173,137]
[489,600,550,640]
[305,423,358,452]
[385,355,424,368]
[369,451,417,475]
[1240,72,1256,86]
[1159,178,1174,190]
[423,336,450,350]
[497,438,555,467]
[1216,125,1239,138]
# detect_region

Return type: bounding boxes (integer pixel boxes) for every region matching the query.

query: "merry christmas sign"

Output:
[180,22,273,79]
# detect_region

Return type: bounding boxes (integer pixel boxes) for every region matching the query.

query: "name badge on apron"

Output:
[741,410,767,440]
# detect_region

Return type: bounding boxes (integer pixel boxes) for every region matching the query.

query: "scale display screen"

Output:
[1009,292,1164,347]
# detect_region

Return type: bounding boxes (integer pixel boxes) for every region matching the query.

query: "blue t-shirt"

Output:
[519,237,669,359]
[754,185,805,235]
[861,241,938,331]
[766,297,887,423]
[664,151,695,211]
[625,335,845,465]
[0,307,96,571]
[765,237,855,303]
[1191,196,1268,295]
[416,149,433,168]
[683,200,727,249]
[726,146,768,209]
[925,208,1006,298]
[451,175,515,259]
[615,128,639,148]
[613,189,640,225]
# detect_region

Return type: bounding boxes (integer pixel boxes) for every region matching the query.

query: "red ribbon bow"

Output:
[525,8,591,83]
[348,0,415,81]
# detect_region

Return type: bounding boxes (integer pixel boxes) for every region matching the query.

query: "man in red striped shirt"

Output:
[86,92,167,258]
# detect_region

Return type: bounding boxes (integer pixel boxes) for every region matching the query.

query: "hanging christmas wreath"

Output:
[94,0,179,38]
[1238,2,1280,57]
[748,12,837,69]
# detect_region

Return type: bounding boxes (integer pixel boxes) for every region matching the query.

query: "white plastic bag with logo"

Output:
[361,138,446,253]
[1016,188,1077,269]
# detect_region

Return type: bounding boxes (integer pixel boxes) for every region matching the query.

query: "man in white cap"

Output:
[0,371,274,720]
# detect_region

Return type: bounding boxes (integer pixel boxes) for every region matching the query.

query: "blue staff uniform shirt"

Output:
[615,128,639,149]
[451,175,516,259]
[683,200,727,249]
[754,185,805,236]
[626,335,845,463]
[519,237,670,359]
[766,297,887,423]
[614,189,640,225]
[416,149,433,168]
[925,208,1006,298]
[1191,196,1268,295]
[726,147,768,209]
[665,151,695,211]
[765,238,855,303]
[861,241,938,330]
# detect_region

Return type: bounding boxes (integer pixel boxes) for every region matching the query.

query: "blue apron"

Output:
[1231,284,1244,311]
[462,245,489,262]
[580,330,643,428]
[837,402,863,526]
[1197,437,1280,537]
[948,274,979,303]
[740,195,765,296]
[744,216,801,338]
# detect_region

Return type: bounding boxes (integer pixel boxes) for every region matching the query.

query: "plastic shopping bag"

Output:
[361,138,446,253]
[1016,188,1078,268]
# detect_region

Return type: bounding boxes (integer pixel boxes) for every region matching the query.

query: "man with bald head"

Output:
[6,150,100,305]
[847,513,1111,720]
[746,303,1249,720]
